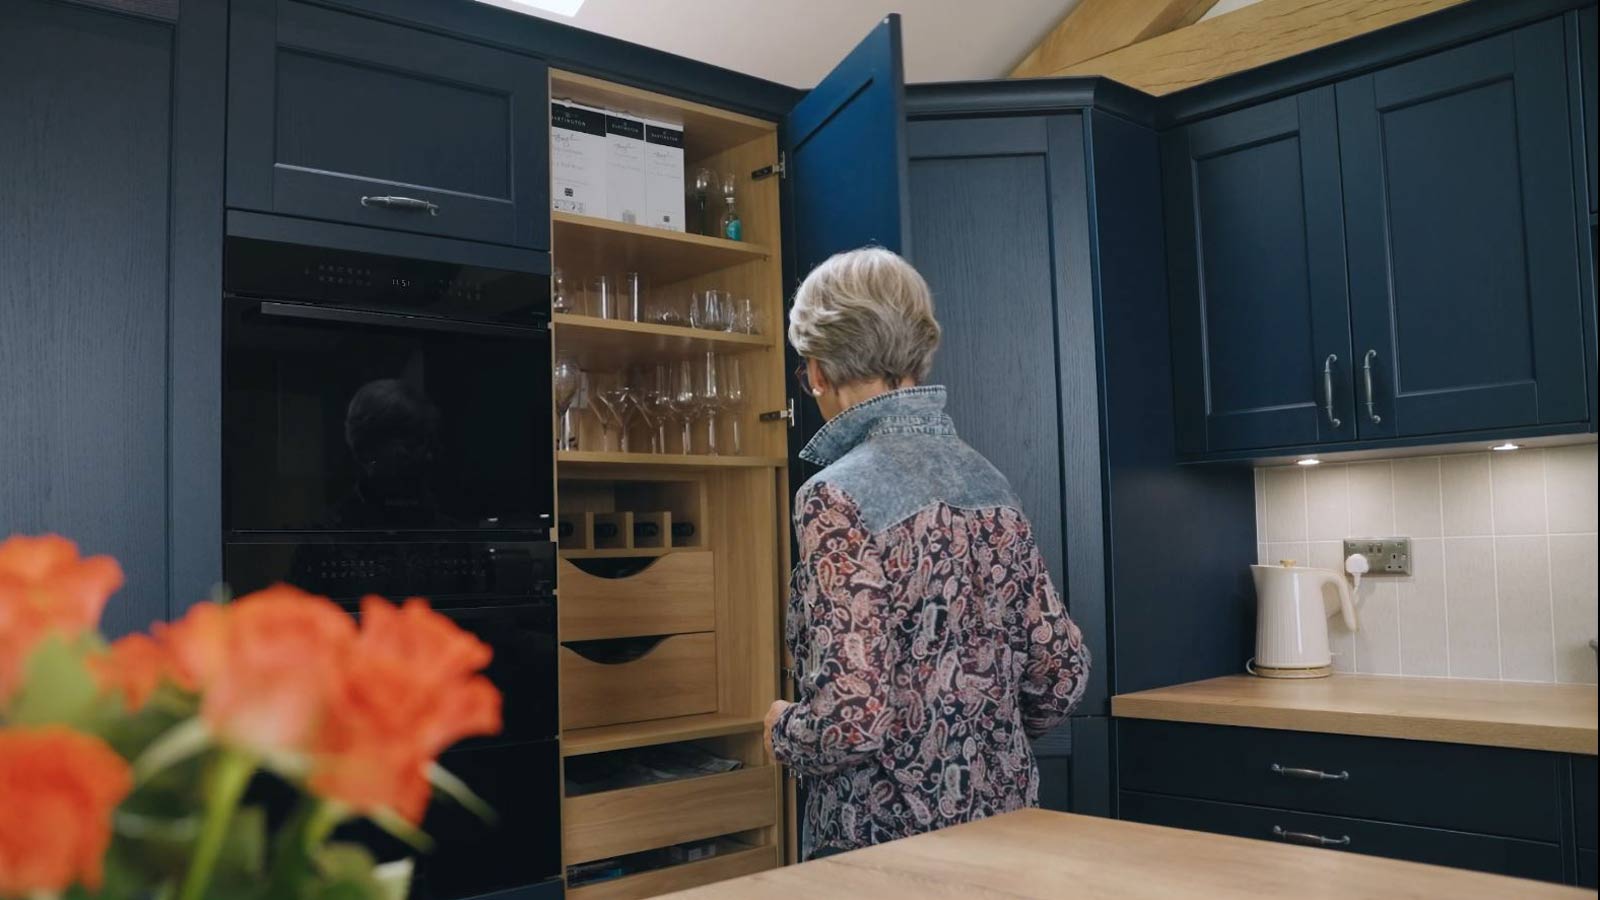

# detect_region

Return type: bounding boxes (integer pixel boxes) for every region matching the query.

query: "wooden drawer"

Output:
[1573,755,1597,851]
[563,767,777,864]
[559,553,715,642]
[1120,791,1564,883]
[560,633,717,730]
[1118,719,1561,841]
[567,844,778,900]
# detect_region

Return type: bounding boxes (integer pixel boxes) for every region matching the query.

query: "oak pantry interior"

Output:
[1,0,1596,897]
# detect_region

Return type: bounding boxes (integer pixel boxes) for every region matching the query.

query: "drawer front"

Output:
[1121,791,1564,883]
[559,553,715,641]
[229,0,548,248]
[563,767,777,864]
[560,633,717,730]
[1574,755,1597,851]
[1118,719,1560,841]
[566,844,777,900]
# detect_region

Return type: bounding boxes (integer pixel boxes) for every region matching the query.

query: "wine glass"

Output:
[565,370,592,451]
[671,359,698,454]
[734,297,758,335]
[722,356,746,455]
[645,363,674,453]
[691,167,715,235]
[699,351,722,456]
[627,366,662,453]
[554,360,580,449]
[595,374,634,452]
[552,268,577,315]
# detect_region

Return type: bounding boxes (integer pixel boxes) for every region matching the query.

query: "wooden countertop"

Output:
[1112,674,1598,755]
[662,809,1589,899]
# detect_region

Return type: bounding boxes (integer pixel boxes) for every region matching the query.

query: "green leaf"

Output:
[366,808,433,854]
[6,633,102,727]
[427,762,496,824]
[133,716,211,783]
[216,805,268,878]
[316,843,378,880]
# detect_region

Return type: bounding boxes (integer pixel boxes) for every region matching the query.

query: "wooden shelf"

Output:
[562,713,767,757]
[553,212,771,285]
[550,69,776,161]
[553,313,769,370]
[558,451,785,469]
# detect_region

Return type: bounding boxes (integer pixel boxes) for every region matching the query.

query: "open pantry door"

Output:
[777,14,910,863]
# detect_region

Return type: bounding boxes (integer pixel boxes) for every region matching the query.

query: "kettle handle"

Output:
[1322,570,1360,632]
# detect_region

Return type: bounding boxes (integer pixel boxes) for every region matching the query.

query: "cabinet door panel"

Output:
[229,0,548,248]
[1,0,172,636]
[1165,89,1353,454]
[1338,21,1588,437]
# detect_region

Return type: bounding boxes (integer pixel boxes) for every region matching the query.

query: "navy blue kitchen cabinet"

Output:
[0,0,225,635]
[228,0,550,249]
[1166,12,1595,459]
[1118,719,1582,884]
[1338,19,1589,439]
[1163,89,1353,455]
[1573,7,1598,216]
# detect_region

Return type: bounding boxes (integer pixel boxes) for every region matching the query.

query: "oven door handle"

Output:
[256,301,548,337]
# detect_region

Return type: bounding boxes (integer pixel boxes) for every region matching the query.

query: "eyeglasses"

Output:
[794,362,812,398]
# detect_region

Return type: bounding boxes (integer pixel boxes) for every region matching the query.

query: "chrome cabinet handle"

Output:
[1273,825,1351,847]
[360,195,439,216]
[1272,763,1350,781]
[1362,349,1382,424]
[1322,354,1342,429]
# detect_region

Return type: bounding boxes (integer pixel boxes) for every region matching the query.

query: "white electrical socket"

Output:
[1343,538,1411,575]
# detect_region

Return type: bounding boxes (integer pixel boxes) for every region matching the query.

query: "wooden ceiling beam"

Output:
[1051,0,1471,94]
[1011,0,1224,79]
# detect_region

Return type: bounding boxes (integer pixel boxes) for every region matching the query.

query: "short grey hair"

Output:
[787,247,941,388]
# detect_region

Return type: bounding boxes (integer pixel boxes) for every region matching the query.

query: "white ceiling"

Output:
[488,0,1083,87]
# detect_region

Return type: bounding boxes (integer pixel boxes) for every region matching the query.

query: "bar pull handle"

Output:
[1273,825,1351,847]
[1271,763,1350,781]
[1322,354,1342,429]
[1362,349,1382,424]
[361,195,439,216]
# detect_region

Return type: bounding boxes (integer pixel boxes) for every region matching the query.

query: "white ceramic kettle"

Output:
[1249,560,1360,678]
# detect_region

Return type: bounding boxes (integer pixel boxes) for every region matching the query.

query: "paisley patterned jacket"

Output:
[770,386,1089,859]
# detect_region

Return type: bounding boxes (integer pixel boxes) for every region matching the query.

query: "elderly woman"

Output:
[764,247,1090,860]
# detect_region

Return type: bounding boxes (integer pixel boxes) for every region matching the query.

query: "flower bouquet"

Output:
[0,534,503,900]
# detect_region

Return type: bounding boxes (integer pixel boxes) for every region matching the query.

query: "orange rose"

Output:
[0,725,133,895]
[311,597,501,822]
[90,633,175,712]
[0,534,123,704]
[157,586,356,755]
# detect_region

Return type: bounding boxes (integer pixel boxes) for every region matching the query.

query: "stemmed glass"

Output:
[644,363,675,453]
[552,269,578,315]
[554,360,581,450]
[591,372,632,452]
[722,356,746,455]
[671,359,698,454]
[699,351,723,455]
[627,366,663,453]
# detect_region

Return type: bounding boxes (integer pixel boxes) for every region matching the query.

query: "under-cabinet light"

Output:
[473,0,586,17]
[1296,457,1322,467]
[1491,442,1521,451]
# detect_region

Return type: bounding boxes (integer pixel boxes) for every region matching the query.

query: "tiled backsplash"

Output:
[1254,443,1598,684]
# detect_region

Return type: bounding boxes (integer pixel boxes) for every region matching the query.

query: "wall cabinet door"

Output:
[228,0,548,248]
[1337,20,1588,438]
[1164,88,1354,454]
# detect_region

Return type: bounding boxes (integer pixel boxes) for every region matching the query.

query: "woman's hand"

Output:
[763,699,792,757]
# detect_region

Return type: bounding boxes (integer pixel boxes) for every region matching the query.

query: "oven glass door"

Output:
[225,297,552,537]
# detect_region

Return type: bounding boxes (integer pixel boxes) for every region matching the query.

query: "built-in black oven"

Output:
[223,236,553,541]
[222,236,561,898]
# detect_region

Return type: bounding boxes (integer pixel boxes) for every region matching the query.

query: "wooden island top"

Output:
[660,809,1590,898]
[1112,674,1598,755]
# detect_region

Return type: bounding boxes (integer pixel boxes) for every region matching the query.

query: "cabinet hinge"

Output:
[760,398,795,427]
[751,152,787,182]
